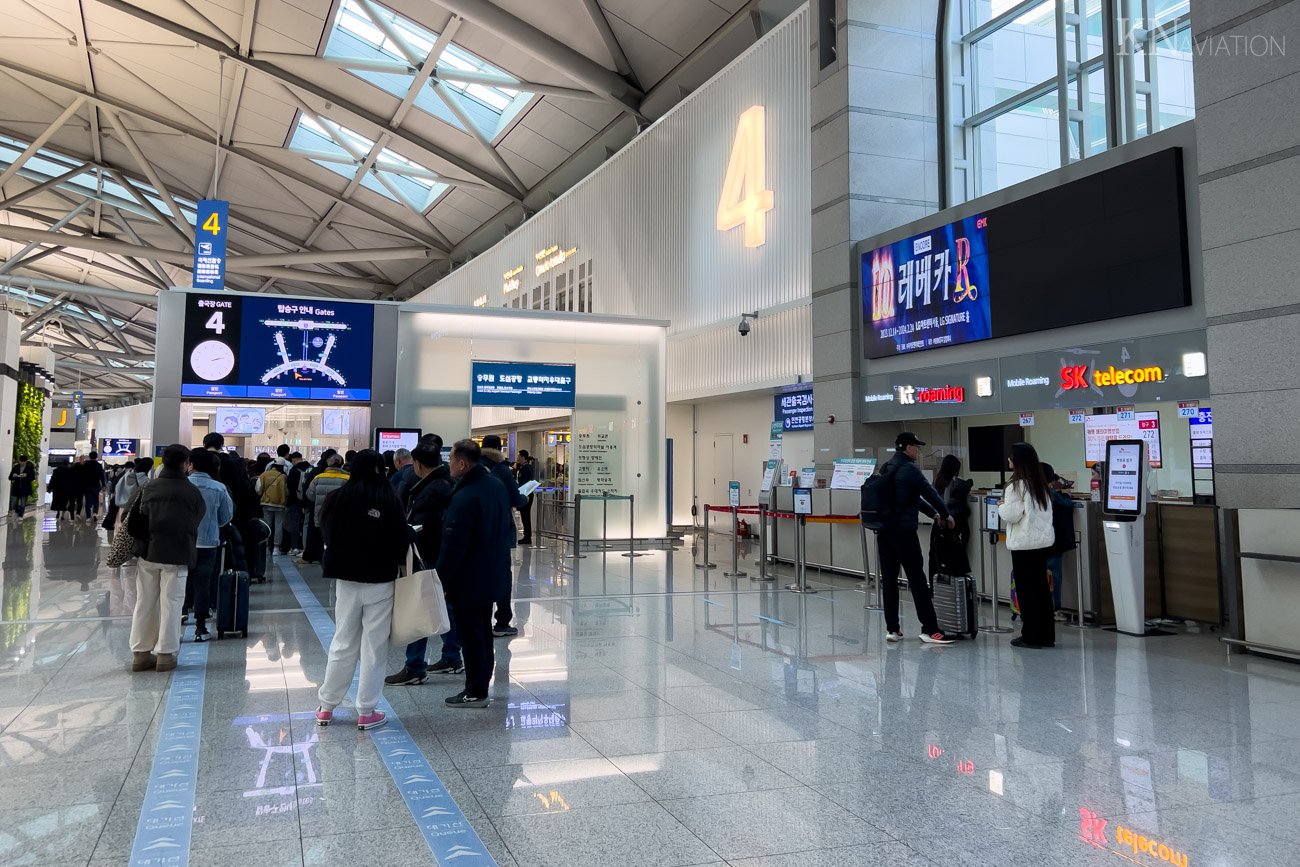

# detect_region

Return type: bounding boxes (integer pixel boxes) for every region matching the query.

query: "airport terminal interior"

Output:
[1,0,1299,865]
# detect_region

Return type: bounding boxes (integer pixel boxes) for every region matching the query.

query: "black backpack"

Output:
[861,461,899,530]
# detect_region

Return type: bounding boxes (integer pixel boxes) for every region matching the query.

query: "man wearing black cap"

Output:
[877,432,957,645]
[479,434,528,637]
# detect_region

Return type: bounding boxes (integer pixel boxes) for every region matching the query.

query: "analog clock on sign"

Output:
[190,339,236,381]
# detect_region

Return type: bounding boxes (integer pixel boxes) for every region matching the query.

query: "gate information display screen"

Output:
[181,292,374,401]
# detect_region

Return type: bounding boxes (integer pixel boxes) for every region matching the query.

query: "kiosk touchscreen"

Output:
[375,427,421,453]
[1101,439,1150,635]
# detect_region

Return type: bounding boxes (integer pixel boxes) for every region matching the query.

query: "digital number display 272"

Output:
[181,293,374,401]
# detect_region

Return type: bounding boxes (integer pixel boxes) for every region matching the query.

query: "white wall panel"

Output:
[412,8,812,402]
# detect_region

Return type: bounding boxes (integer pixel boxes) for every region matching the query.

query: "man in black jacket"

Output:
[284,452,308,556]
[204,433,256,574]
[437,439,513,708]
[129,444,206,673]
[480,434,526,637]
[877,432,956,646]
[81,451,106,521]
[385,438,459,685]
[515,450,537,545]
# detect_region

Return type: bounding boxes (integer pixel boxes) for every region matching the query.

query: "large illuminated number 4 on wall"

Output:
[717,105,774,248]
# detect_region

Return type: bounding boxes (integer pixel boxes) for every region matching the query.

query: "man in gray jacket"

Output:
[129,444,206,672]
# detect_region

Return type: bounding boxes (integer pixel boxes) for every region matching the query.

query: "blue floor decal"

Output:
[129,642,208,867]
[280,559,497,866]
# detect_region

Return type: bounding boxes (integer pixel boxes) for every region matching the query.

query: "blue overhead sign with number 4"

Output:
[192,199,229,290]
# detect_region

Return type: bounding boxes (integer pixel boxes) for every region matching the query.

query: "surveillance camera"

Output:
[738,317,751,336]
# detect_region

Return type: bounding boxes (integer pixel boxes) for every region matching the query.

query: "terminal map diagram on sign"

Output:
[181,292,374,401]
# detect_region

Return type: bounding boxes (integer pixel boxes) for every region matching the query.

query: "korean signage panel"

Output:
[862,213,992,358]
[192,200,229,290]
[471,361,576,408]
[774,387,814,431]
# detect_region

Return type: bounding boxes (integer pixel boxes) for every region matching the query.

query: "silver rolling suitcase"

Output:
[932,573,977,639]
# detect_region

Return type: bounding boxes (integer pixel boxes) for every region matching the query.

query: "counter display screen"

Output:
[181,292,374,401]
[471,361,576,408]
[863,214,992,357]
[1104,440,1145,515]
[1085,411,1162,468]
[99,438,139,459]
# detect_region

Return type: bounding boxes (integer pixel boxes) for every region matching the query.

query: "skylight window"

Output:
[288,115,448,210]
[324,0,533,140]
[0,135,197,223]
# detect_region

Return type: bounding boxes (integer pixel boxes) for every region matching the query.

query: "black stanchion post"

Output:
[622,494,642,558]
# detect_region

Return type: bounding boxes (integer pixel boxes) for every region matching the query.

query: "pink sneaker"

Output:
[315,707,333,726]
[357,710,387,731]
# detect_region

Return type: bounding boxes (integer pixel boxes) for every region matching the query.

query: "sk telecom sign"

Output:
[1062,363,1165,390]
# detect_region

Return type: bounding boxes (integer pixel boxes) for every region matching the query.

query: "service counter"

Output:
[765,487,1222,627]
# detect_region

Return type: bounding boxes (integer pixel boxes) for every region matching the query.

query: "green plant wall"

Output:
[13,382,45,468]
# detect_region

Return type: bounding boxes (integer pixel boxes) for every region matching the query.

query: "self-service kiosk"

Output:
[1101,439,1150,635]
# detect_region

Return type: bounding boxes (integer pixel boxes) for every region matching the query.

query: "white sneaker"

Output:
[919,632,956,645]
[886,631,904,642]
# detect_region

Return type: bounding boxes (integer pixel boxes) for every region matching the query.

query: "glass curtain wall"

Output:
[946,0,1194,201]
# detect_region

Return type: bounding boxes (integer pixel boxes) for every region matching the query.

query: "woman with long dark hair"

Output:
[314,449,410,730]
[998,442,1056,648]
[929,454,973,578]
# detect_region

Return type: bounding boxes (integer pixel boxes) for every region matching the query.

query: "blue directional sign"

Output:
[774,386,814,431]
[472,361,576,408]
[192,199,229,290]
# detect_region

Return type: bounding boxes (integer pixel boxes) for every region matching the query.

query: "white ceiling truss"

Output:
[0,0,798,404]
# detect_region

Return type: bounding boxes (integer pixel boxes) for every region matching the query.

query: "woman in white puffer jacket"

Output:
[998,442,1057,649]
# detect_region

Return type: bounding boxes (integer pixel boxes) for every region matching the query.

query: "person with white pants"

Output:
[128,444,207,673]
[317,581,395,721]
[312,450,411,731]
[130,560,186,666]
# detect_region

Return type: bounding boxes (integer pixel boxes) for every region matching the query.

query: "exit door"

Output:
[710,434,734,529]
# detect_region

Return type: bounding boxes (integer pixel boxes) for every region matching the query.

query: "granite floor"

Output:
[1,510,1297,866]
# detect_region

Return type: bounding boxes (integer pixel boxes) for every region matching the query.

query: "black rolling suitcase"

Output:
[216,542,251,639]
[932,573,978,639]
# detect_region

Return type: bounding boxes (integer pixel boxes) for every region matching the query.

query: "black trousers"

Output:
[186,547,220,630]
[519,494,534,542]
[878,528,940,636]
[1012,548,1055,646]
[456,602,494,697]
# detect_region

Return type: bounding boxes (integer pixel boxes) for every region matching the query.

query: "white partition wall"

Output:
[396,307,668,540]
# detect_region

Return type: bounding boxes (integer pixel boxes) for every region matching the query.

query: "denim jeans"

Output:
[1046,553,1064,610]
[403,603,460,673]
[9,494,28,517]
[286,505,303,551]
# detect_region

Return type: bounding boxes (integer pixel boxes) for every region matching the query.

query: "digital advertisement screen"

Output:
[471,361,576,408]
[861,149,1190,359]
[774,387,814,432]
[99,438,140,459]
[181,293,374,401]
[1104,440,1145,515]
[1085,411,1162,468]
[214,407,266,436]
[375,428,421,453]
[863,213,992,357]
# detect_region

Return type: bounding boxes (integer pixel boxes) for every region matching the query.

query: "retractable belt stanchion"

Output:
[752,498,774,582]
[982,495,1012,634]
[569,495,586,560]
[786,513,816,594]
[860,521,882,610]
[1066,529,1092,628]
[697,506,717,570]
[724,504,747,578]
[621,494,642,558]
